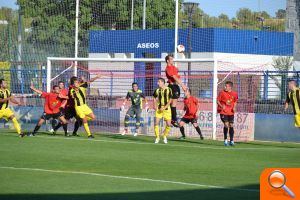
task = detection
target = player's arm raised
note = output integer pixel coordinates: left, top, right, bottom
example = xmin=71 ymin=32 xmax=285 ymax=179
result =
xmin=30 ymin=82 xmax=43 ymax=95
xmin=85 ymin=73 xmax=102 ymax=84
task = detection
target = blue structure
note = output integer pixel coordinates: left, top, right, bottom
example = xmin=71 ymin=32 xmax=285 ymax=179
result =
xmin=89 ymin=28 xmax=294 ymax=91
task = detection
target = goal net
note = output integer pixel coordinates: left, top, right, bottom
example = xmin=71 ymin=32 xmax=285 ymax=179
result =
xmin=45 ymin=56 xmax=282 ymax=141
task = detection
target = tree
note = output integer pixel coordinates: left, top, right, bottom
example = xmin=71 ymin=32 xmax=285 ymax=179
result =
xmin=276 ymin=9 xmax=286 ymax=19
xmin=270 ymin=57 xmax=293 ymax=96
xmin=218 ymin=14 xmax=229 ymax=22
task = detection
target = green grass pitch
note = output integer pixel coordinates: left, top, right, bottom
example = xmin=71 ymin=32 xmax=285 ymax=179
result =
xmin=0 ymin=130 xmax=299 ymax=200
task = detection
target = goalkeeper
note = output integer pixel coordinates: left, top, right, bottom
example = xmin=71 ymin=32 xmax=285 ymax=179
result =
xmin=121 ymin=82 xmax=148 ymax=136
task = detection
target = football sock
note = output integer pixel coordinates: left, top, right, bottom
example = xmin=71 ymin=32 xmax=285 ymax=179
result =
xmin=33 ymin=125 xmax=41 ymax=134
xmin=223 ymin=127 xmax=228 ymax=140
xmin=83 ymin=123 xmax=91 ymax=136
xmin=12 ymin=117 xmax=21 ymax=134
xmin=229 ymin=127 xmax=234 ymax=141
xmin=62 ymin=124 xmax=68 ymax=135
xmin=195 ymin=126 xmax=203 ymax=137
xmin=163 ymin=126 xmax=171 ymax=137
xmin=171 ymin=106 xmax=177 ymax=122
xmin=179 ymin=126 xmax=185 ymax=137
xmin=154 ymin=125 xmax=159 ymax=138
xmin=54 ymin=123 xmax=62 ymax=131
xmin=73 ymin=121 xmax=81 ymax=134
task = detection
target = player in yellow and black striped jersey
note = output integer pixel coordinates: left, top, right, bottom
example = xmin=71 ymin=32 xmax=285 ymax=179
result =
xmin=153 ymin=78 xmax=173 ymax=144
xmin=0 ymin=79 xmax=24 ymax=137
xmin=285 ymin=80 xmax=300 ymax=128
xmin=69 ymin=74 xmax=101 ymax=138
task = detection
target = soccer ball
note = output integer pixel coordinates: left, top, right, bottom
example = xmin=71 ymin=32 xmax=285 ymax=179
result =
xmin=177 ymin=44 xmax=185 ymax=53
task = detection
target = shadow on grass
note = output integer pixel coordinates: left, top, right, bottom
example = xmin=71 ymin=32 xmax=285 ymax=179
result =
xmin=0 ymin=184 xmax=259 ymax=200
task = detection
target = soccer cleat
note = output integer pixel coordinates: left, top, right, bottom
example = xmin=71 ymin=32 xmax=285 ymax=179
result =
xmin=230 ymin=141 xmax=235 ymax=146
xmin=28 ymin=133 xmax=35 ymax=137
xmin=200 ymin=135 xmax=204 ymax=140
xmin=19 ymin=133 xmax=25 ymax=138
xmin=65 ymin=133 xmax=71 ymax=137
xmin=48 ymin=128 xmax=54 ymax=133
xmin=88 ymin=135 xmax=95 ymax=139
xmin=133 ymin=132 xmax=138 ymax=137
xmin=121 ymin=129 xmax=128 ymax=136
xmin=72 ymin=133 xmax=80 ymax=137
xmin=155 ymin=137 xmax=160 ymax=144
xmin=163 ymin=136 xmax=168 ymax=144
xmin=171 ymin=121 xmax=179 ymax=127
xmin=224 ymin=140 xmax=228 ymax=146
xmin=178 ymin=136 xmax=186 ymax=140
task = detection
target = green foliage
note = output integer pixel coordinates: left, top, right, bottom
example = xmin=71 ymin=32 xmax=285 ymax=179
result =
xmin=0 ymin=1 xmax=288 ymax=61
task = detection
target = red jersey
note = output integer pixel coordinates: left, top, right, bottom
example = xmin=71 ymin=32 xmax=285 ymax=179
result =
xmin=165 ymin=65 xmax=180 ymax=84
xmin=217 ymin=90 xmax=238 ymax=115
xmin=60 ymin=88 xmax=69 ymax=108
xmin=183 ymin=96 xmax=199 ymax=119
xmin=41 ymin=92 xmax=63 ymax=114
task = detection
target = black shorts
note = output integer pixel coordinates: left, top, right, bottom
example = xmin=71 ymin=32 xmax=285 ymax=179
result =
xmin=63 ymin=107 xmax=77 ymax=120
xmin=220 ymin=114 xmax=234 ymax=123
xmin=180 ymin=117 xmax=198 ymax=124
xmin=41 ymin=112 xmax=63 ymax=121
xmin=168 ymin=84 xmax=180 ymax=99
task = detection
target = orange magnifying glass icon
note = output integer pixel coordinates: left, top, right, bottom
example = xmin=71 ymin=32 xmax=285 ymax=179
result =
xmin=268 ymin=170 xmax=296 ymax=198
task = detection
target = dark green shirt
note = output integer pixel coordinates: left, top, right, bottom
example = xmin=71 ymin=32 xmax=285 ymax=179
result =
xmin=126 ymin=89 xmax=145 ymax=107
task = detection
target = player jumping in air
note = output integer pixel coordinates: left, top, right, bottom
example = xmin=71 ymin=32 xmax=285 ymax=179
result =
xmin=217 ymin=81 xmax=238 ymax=146
xmin=285 ymin=80 xmax=300 ymax=128
xmin=178 ymin=88 xmax=204 ymax=140
xmin=121 ymin=82 xmax=148 ymax=136
xmin=53 ymin=79 xmax=82 ymax=136
xmin=69 ymin=74 xmax=101 ymax=138
xmin=0 ymin=79 xmax=24 ymax=137
xmin=165 ymin=54 xmax=187 ymax=127
xmin=30 ymin=84 xmax=68 ymax=136
xmin=153 ymin=78 xmax=173 ymax=144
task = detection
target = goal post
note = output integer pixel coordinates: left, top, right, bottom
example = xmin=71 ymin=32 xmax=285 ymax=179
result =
xmin=46 ymin=56 xmax=218 ymax=139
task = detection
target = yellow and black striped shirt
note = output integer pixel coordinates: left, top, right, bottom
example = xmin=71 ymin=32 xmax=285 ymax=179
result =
xmin=153 ymin=87 xmax=173 ymax=110
xmin=0 ymin=89 xmax=11 ymax=110
xmin=70 ymin=82 xmax=88 ymax=107
xmin=286 ymin=88 xmax=300 ymax=114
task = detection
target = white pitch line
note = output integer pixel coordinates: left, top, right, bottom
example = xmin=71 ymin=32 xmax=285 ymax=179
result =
xmin=0 ymin=133 xmax=298 ymax=151
xmin=0 ymin=166 xmax=259 ymax=193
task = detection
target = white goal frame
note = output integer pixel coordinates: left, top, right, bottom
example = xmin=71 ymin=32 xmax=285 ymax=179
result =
xmin=47 ymin=57 xmax=218 ymax=140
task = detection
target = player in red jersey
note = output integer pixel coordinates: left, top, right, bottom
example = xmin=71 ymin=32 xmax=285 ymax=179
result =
xmin=178 ymin=88 xmax=204 ymax=140
xmin=165 ymin=54 xmax=187 ymax=127
xmin=29 ymin=84 xmax=68 ymax=136
xmin=217 ymin=81 xmax=238 ymax=146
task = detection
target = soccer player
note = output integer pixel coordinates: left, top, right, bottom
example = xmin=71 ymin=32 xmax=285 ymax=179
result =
xmin=30 ymin=84 xmax=68 ymax=136
xmin=165 ymin=54 xmax=187 ymax=127
xmin=217 ymin=81 xmax=238 ymax=146
xmin=285 ymin=80 xmax=300 ymax=128
xmin=69 ymin=74 xmax=101 ymax=138
xmin=121 ymin=82 xmax=148 ymax=136
xmin=153 ymin=78 xmax=173 ymax=144
xmin=51 ymin=81 xmax=69 ymax=134
xmin=178 ymin=88 xmax=204 ymax=140
xmin=0 ymin=79 xmax=24 ymax=137
xmin=52 ymin=79 xmax=82 ymax=136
